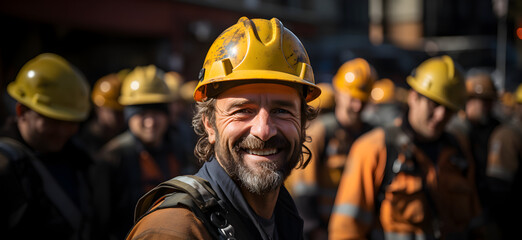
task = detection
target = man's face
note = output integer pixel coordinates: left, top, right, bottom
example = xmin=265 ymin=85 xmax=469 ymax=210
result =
xmin=17 ymin=105 xmax=79 ymax=153
xmin=128 ymin=110 xmax=169 ymax=147
xmin=465 ymin=97 xmax=493 ymax=124
xmin=408 ymin=91 xmax=455 ymax=141
xmin=96 ymin=106 xmax=124 ymax=131
xmin=335 ymin=90 xmax=364 ymax=127
xmin=204 ymin=83 xmax=303 ymax=195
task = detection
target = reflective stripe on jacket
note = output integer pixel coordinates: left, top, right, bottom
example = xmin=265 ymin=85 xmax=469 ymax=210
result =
xmin=329 ymin=125 xmax=481 ymax=240
xmin=286 ymin=112 xmax=372 ymax=231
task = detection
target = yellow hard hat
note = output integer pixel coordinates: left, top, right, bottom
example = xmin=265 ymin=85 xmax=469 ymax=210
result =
xmin=7 ymin=53 xmax=90 ymax=122
xmin=516 ymin=84 xmax=522 ymax=104
xmin=407 ymin=55 xmax=465 ymax=111
xmin=194 ymin=16 xmax=321 ymax=102
xmin=371 ymin=78 xmax=395 ymax=104
xmin=309 ymin=82 xmax=335 ymax=110
xmin=91 ymin=69 xmax=129 ymax=111
xmin=180 ymin=80 xmax=198 ymax=103
xmin=164 ymin=71 xmax=184 ymax=99
xmin=332 ymin=58 xmax=377 ymax=102
xmin=119 ymin=65 xmax=175 ymax=106
xmin=465 ymin=72 xmax=497 ymax=100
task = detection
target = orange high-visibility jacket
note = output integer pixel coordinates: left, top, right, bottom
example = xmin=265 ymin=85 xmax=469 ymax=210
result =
xmin=285 ymin=113 xmax=372 ymax=230
xmin=329 ymin=126 xmax=481 ymax=240
xmin=487 ymin=120 xmax=522 ymax=184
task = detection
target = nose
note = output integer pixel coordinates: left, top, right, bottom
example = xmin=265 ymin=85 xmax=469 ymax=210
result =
xmin=250 ymin=108 xmax=277 ymax=141
xmin=143 ymin=114 xmax=156 ymax=128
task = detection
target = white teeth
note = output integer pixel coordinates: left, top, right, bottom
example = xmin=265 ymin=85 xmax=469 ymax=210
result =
xmin=245 ymin=148 xmax=277 ymax=156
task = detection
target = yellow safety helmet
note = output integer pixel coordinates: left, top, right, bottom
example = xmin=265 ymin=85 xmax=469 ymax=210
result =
xmin=193 ymin=16 xmax=321 ymax=102
xmin=7 ymin=53 xmax=90 ymax=122
xmin=465 ymin=72 xmax=497 ymax=100
xmin=164 ymin=71 xmax=184 ymax=99
xmin=332 ymin=58 xmax=377 ymax=102
xmin=516 ymin=84 xmax=522 ymax=104
xmin=91 ymin=69 xmax=129 ymax=111
xmin=371 ymin=78 xmax=395 ymax=104
xmin=407 ymin=55 xmax=465 ymax=111
xmin=309 ymin=82 xmax=335 ymax=110
xmin=119 ymin=65 xmax=175 ymax=106
xmin=180 ymin=80 xmax=198 ymax=103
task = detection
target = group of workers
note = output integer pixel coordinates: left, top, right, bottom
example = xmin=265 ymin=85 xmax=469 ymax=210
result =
xmin=0 ymin=16 xmax=520 ymax=240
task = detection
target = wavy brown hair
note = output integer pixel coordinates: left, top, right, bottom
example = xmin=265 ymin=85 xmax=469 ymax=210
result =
xmin=192 ymin=95 xmax=318 ymax=169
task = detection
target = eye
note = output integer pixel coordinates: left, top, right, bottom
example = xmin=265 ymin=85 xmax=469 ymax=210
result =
xmin=233 ymin=108 xmax=254 ymax=115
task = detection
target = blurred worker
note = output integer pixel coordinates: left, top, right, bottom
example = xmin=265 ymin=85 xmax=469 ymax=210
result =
xmin=494 ymin=91 xmax=515 ymax=122
xmin=165 ymin=71 xmax=198 ymax=126
xmin=287 ymin=58 xmax=376 ymax=240
xmin=127 ymin=16 xmax=320 ymax=239
xmin=164 ymin=71 xmax=198 ymax=169
xmin=164 ymin=71 xmax=184 ymax=125
xmin=486 ymin=83 xmax=522 ymax=240
xmin=308 ymin=82 xmax=335 ymax=115
xmin=77 ymin=70 xmax=128 ymax=158
xmin=0 ymin=53 xmax=98 ymax=239
xmin=446 ymin=69 xmax=500 ymax=208
xmin=99 ymin=65 xmax=196 ymax=239
xmin=362 ymin=78 xmax=405 ymax=128
xmin=330 ymin=55 xmax=482 ymax=239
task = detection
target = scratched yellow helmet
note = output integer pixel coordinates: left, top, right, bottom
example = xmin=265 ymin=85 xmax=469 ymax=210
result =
xmin=332 ymin=58 xmax=377 ymax=102
xmin=194 ymin=16 xmax=321 ymax=102
xmin=407 ymin=55 xmax=465 ymax=111
xmin=7 ymin=53 xmax=90 ymax=122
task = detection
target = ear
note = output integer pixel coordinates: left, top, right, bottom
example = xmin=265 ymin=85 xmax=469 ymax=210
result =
xmin=407 ymin=90 xmax=418 ymax=106
xmin=15 ymin=103 xmax=28 ymax=118
xmin=203 ymin=115 xmax=216 ymax=144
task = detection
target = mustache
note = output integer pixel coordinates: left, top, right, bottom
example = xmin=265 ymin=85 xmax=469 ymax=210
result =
xmin=235 ymin=134 xmax=289 ymax=150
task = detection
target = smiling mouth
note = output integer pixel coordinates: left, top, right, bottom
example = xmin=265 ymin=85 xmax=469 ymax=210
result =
xmin=244 ymin=148 xmax=278 ymax=156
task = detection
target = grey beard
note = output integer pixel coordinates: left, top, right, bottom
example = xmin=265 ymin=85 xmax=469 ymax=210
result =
xmin=237 ymin=160 xmax=284 ymax=195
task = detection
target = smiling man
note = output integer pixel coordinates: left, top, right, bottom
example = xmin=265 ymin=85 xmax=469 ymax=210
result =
xmin=329 ymin=55 xmax=483 ymax=239
xmin=126 ymin=16 xmax=320 ymax=240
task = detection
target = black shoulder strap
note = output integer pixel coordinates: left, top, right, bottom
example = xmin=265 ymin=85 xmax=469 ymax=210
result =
xmin=374 ymin=126 xmax=403 ymax=215
xmin=319 ymin=113 xmax=342 ymax=163
xmin=0 ymin=137 xmax=83 ymax=232
xmin=134 ymin=175 xmax=237 ymax=240
xmin=374 ymin=129 xmax=442 ymax=239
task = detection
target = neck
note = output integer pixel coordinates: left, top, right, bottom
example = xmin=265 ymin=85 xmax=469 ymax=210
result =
xmin=241 ymin=186 xmax=280 ymax=219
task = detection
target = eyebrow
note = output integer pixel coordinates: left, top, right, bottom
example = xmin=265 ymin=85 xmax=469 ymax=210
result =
xmin=227 ymin=98 xmax=298 ymax=109
xmin=272 ymin=99 xmax=299 ymax=108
